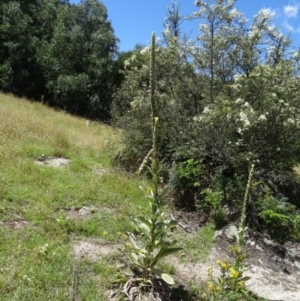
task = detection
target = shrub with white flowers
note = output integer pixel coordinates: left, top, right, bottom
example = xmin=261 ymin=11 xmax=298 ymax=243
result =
xmin=113 ymin=0 xmax=300 ymax=241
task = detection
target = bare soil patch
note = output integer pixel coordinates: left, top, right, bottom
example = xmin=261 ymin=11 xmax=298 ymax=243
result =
xmin=65 ymin=206 xmax=115 ymax=219
xmin=171 ymin=210 xmax=208 ymax=233
xmin=34 ymin=156 xmax=70 ymax=167
xmin=0 ymin=219 xmax=29 ymax=229
xmin=92 ymin=166 xmax=111 ymax=176
xmin=70 ymin=221 xmax=300 ymax=301
xmin=211 ymin=225 xmax=300 ymax=301
xmin=72 ymin=240 xmax=121 ymax=262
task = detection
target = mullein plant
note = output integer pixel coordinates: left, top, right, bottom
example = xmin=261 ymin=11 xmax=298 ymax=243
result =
xmin=204 ymin=165 xmax=255 ymax=300
xmin=123 ymin=33 xmax=181 ymax=299
xmin=238 ymin=164 xmax=255 ymax=246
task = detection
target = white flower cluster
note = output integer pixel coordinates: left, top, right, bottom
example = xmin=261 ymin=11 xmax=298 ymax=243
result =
xmin=235 ymin=97 xmax=243 ymax=104
xmin=140 ymin=47 xmax=149 ymax=55
xmin=258 ymin=114 xmax=267 ymax=121
xmin=248 ymin=27 xmax=261 ymax=40
xmin=203 ymin=106 xmax=212 ymax=114
xmin=233 ymin=75 xmax=241 ymax=82
xmin=124 ymin=53 xmax=140 ymax=69
xmin=239 ymin=111 xmax=250 ymax=127
xmin=193 ymin=115 xmax=203 ymax=122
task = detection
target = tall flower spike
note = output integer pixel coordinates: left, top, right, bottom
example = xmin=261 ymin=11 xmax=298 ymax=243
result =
xmin=150 ymin=32 xmax=157 ymax=126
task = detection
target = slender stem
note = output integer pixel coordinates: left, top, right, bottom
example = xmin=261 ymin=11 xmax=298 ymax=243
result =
xmin=149 ymin=32 xmax=160 ymax=213
xmin=238 ymin=164 xmax=255 ymax=246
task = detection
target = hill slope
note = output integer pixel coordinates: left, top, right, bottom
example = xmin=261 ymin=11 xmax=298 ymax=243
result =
xmin=0 ymin=93 xmax=151 ymax=300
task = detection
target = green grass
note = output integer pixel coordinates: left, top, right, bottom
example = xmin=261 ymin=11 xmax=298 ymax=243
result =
xmin=0 ymin=93 xmax=215 ymax=300
xmin=176 ymin=223 xmax=215 ymax=263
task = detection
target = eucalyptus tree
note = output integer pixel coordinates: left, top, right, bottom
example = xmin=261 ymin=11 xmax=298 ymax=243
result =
xmin=38 ymin=0 xmax=118 ymax=119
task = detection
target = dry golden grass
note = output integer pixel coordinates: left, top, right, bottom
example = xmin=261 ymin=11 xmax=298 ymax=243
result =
xmin=0 ymin=92 xmax=120 ymax=160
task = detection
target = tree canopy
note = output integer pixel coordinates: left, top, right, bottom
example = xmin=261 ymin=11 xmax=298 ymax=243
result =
xmin=0 ymin=0 xmax=118 ymax=119
xmin=112 ymin=0 xmax=300 ymax=242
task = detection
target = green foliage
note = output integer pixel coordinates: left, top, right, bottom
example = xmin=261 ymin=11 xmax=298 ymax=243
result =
xmin=169 ymin=159 xmax=206 ymax=209
xmin=202 ymin=188 xmax=228 ymax=228
xmin=113 ymin=0 xmax=300 ymax=241
xmin=39 ymin=0 xmax=118 ymax=119
xmin=111 ymin=45 xmax=147 ymax=90
xmin=174 ymin=159 xmax=205 ymax=189
xmin=203 ymin=246 xmax=253 ymax=301
xmin=249 ymin=188 xmax=299 ymax=242
xmin=196 ymin=165 xmax=263 ymax=301
xmin=170 ymin=161 xmax=246 ymax=227
xmin=188 ymin=61 xmax=300 ymax=192
xmin=202 ymin=188 xmax=223 ymax=211
xmin=0 ymin=0 xmax=118 ymax=120
xmin=0 ymin=0 xmax=47 ymax=98
xmin=125 ymin=193 xmax=181 ymax=284
xmin=112 ymin=36 xmax=203 ymax=169
xmin=123 ymin=33 xmax=181 ymax=289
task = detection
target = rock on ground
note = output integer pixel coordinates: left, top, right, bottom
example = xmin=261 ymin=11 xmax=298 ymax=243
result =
xmin=71 ymin=224 xmax=300 ymax=301
xmin=210 ymin=224 xmax=300 ymax=301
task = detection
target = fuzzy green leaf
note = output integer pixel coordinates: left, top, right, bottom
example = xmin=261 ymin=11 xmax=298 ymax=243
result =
xmin=240 ymin=276 xmax=251 ymax=282
xmin=150 ymin=247 xmax=182 ymax=267
xmin=161 ymin=273 xmax=175 ymax=285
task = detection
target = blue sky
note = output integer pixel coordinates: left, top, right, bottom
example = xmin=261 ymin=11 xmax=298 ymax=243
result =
xmin=69 ymin=0 xmax=300 ymax=51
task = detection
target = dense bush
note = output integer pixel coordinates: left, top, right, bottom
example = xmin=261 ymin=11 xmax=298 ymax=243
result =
xmin=112 ymin=38 xmax=204 ymax=169
xmin=113 ymin=0 xmax=300 ymax=241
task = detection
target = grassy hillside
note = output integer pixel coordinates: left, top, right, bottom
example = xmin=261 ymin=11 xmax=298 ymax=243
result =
xmin=0 ymin=93 xmax=146 ymax=300
xmin=0 ymin=93 xmax=214 ymax=300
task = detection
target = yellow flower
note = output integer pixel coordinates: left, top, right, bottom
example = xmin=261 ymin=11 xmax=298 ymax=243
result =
xmin=207 ymin=266 xmax=212 ymax=276
xmin=102 ymin=231 xmax=108 ymax=236
xmin=229 ymin=267 xmax=239 ymax=278
xmin=221 ymin=262 xmax=227 ymax=270
xmin=230 ymin=245 xmax=242 ymax=256
xmin=215 ymin=285 xmax=221 ymax=291
xmin=237 ymin=281 xmax=245 ymax=288
xmin=216 ymin=259 xmax=221 ymax=265
xmin=117 ymin=231 xmax=122 ymax=236
xmin=207 ymin=282 xmax=214 ymax=291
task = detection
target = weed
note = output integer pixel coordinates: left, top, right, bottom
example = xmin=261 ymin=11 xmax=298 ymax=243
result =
xmin=198 ymin=165 xmax=264 ymax=301
xmin=122 ymin=33 xmax=182 ymax=300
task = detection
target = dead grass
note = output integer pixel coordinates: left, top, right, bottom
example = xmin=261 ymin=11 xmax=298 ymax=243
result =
xmin=0 ymin=93 xmax=120 ymax=161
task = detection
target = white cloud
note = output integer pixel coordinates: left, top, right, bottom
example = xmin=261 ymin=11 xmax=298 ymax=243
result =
xmin=283 ymin=20 xmax=300 ymax=33
xmin=283 ymin=20 xmax=294 ymax=31
xmin=283 ymin=3 xmax=299 ymax=18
